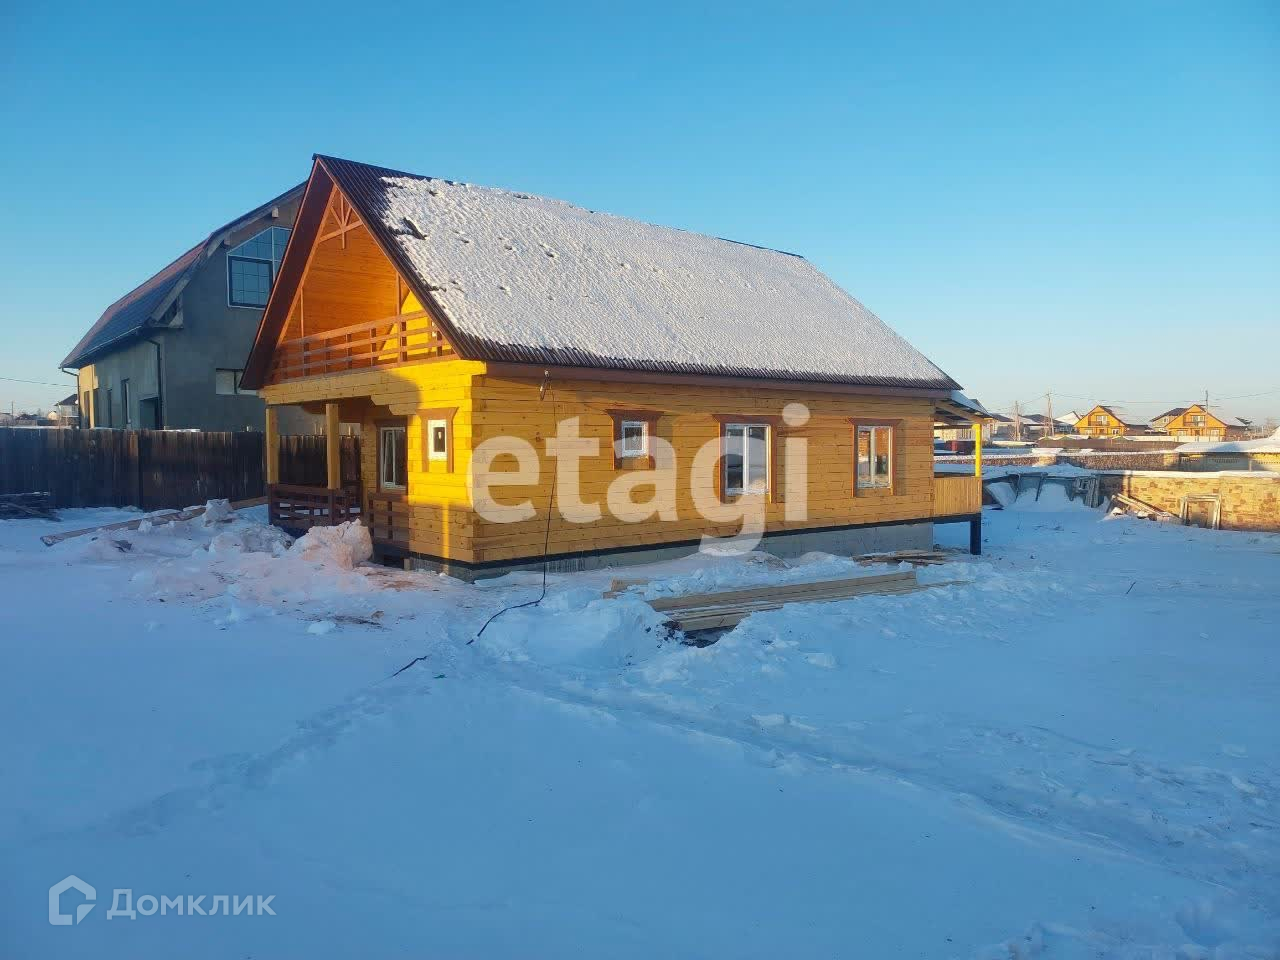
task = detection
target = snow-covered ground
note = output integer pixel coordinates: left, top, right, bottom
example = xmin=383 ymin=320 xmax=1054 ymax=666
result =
xmin=2 ymin=497 xmax=1278 ymax=958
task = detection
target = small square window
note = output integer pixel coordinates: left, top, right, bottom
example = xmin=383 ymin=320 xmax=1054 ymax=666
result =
xmin=427 ymin=419 xmax=448 ymax=461
xmin=620 ymin=420 xmax=648 ymax=458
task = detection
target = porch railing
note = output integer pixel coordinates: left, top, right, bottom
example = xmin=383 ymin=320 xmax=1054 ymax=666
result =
xmin=268 ymin=483 xmax=361 ymax=531
xmin=267 ymin=310 xmax=452 ymax=382
xmin=933 ymin=474 xmax=982 ymax=517
xmin=365 ymin=492 xmax=411 ymax=548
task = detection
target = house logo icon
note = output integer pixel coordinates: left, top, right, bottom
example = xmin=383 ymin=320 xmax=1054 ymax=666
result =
xmin=49 ymin=875 xmax=96 ymax=925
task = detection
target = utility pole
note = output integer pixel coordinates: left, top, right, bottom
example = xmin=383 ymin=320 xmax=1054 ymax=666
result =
xmin=1046 ymin=390 xmax=1054 ymax=438
xmin=1012 ymin=400 xmax=1022 ymax=442
xmin=1204 ymin=389 xmax=1209 ymax=411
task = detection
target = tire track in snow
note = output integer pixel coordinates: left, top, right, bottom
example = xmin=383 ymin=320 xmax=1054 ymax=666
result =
xmin=485 ymin=662 xmax=1280 ymax=907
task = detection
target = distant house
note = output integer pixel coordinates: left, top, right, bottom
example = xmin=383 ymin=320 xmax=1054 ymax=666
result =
xmin=1175 ymin=428 xmax=1280 ymax=472
xmin=935 ymin=396 xmax=994 ymax=443
xmin=1020 ymin=413 xmax=1058 ymax=438
xmin=1056 ymin=410 xmax=1083 ymax=431
xmin=986 ymin=411 xmax=1015 ymax=440
xmin=1159 ymin=404 xmax=1250 ymax=442
xmin=53 ymin=394 xmax=79 ymax=427
xmin=1149 ymin=407 xmax=1188 ymax=432
xmin=13 ymin=412 xmax=56 ymax=428
xmin=60 ymin=185 xmax=317 ymax=434
xmin=1074 ymin=404 xmax=1145 ymax=437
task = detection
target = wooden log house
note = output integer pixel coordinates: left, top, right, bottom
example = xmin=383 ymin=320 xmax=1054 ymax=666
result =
xmin=241 ymin=156 xmax=983 ymax=578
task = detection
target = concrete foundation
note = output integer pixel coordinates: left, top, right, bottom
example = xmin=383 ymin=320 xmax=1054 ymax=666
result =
xmin=397 ymin=520 xmax=934 ymax=582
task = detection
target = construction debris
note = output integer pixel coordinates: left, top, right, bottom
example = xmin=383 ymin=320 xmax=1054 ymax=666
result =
xmin=640 ymin=570 xmax=966 ymax=633
xmin=0 ymin=492 xmax=58 ymax=521
xmin=1108 ymin=492 xmax=1180 ymax=523
xmin=855 ymin=549 xmax=953 ymax=567
xmin=39 ymin=496 xmax=267 ymax=547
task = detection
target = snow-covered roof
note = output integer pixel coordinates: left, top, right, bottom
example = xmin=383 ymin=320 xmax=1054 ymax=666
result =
xmin=316 ymin=156 xmax=958 ymax=390
xmin=1082 ymin=405 xmax=1145 ymax=427
xmin=1176 ymin=428 xmax=1280 ymax=454
xmin=1150 ymin=406 xmax=1188 ymax=423
xmin=948 ymin=392 xmax=990 ymax=417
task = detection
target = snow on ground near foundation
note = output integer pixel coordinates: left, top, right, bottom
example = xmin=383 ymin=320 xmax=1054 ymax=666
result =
xmin=2 ymin=498 xmax=1279 ymax=958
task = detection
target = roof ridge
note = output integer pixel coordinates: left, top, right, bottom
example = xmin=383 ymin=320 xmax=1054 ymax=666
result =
xmin=61 ymin=181 xmax=306 ymax=368
xmin=318 ymin=154 xmax=808 ymax=261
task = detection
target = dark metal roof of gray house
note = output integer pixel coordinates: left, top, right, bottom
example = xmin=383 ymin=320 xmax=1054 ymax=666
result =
xmin=60 ymin=184 xmax=305 ymax=369
xmin=317 ymin=155 xmax=960 ymax=391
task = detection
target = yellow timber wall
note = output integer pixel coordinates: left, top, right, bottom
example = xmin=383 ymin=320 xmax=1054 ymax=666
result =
xmin=469 ymin=373 xmax=937 ymax=565
xmin=262 ymin=359 xmax=484 ymax=563
xmin=264 ymin=365 xmax=943 ymax=567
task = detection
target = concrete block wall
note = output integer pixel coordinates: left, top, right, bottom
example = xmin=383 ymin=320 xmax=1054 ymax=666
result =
xmin=1097 ymin=471 xmax=1280 ymax=532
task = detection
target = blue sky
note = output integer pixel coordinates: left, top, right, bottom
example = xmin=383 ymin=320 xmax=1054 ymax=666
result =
xmin=2 ymin=1 xmax=1276 ymax=423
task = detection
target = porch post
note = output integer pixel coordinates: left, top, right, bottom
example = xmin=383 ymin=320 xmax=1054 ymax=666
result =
xmin=264 ymin=405 xmax=280 ymax=486
xmin=973 ymin=422 xmax=983 ymax=478
xmin=325 ymin=402 xmax=341 ymax=490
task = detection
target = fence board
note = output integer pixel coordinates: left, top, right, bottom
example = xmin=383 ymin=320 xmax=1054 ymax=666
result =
xmin=0 ymin=428 xmax=360 ymax=511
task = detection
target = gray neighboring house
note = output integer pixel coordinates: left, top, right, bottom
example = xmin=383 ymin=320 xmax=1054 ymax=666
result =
xmin=61 ymin=185 xmax=319 ymax=434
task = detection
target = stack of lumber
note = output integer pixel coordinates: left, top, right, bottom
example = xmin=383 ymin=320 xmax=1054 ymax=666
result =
xmin=1108 ymin=492 xmax=1179 ymax=523
xmin=856 ymin=549 xmax=952 ymax=567
xmin=643 ymin=570 xmax=963 ymax=632
xmin=0 ymin=492 xmax=57 ymax=521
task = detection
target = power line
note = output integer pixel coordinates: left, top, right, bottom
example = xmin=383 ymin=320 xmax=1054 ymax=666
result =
xmin=1048 ymin=387 xmax=1280 ymax=405
xmin=0 ymin=375 xmax=67 ymax=388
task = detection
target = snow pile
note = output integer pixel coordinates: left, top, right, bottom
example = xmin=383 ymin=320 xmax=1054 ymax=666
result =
xmin=289 ymin=520 xmax=373 ymax=569
xmin=329 ymin=158 xmax=956 ymax=386
xmin=475 ymin=589 xmax=670 ymax=667
xmin=201 ymin=498 xmax=233 ymax=525
xmin=55 ymin=504 xmax=438 ymax=629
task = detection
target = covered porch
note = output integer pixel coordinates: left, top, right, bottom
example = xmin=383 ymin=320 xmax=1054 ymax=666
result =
xmin=265 ymin=401 xmax=366 ymax=535
xmin=932 ymin=394 xmax=986 ymax=554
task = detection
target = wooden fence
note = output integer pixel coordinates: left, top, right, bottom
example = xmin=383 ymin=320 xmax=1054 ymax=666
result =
xmin=0 ymin=428 xmax=360 ymax=511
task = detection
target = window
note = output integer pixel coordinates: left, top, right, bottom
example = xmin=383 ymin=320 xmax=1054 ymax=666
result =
xmin=419 ymin=407 xmax=457 ymax=471
xmin=105 ymin=388 xmax=113 ymax=428
xmin=1189 ymin=414 xmax=1205 ymax=426
xmin=608 ymin=409 xmax=661 ymax=469
xmin=378 ymin=424 xmax=407 ymax=491
xmin=1093 ymin=413 xmax=1108 ymax=425
xmin=82 ymin=392 xmax=90 ymax=427
xmin=121 ymin=379 xmax=132 ymax=429
xmin=855 ymin=423 xmax=893 ymax=491
xmin=215 ymin=369 xmax=256 ymax=396
xmin=427 ymin=419 xmax=448 ymax=461
xmin=227 ymin=226 xmax=291 ymax=308
xmin=620 ymin=421 xmax=648 ymax=457
xmin=723 ymin=423 xmax=770 ymax=496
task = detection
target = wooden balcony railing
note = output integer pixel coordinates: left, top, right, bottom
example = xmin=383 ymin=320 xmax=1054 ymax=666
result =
xmin=268 ymin=310 xmax=452 ymax=382
xmin=933 ymin=474 xmax=982 ymax=517
xmin=365 ymin=492 xmax=411 ymax=548
xmin=268 ymin=483 xmax=361 ymax=531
